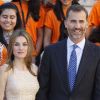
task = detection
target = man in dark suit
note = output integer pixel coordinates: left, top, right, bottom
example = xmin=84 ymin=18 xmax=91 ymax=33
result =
xmin=36 ymin=4 xmax=100 ymax=100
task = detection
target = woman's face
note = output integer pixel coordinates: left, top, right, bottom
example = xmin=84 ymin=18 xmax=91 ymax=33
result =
xmin=13 ymin=36 xmax=28 ymax=60
xmin=0 ymin=9 xmax=17 ymax=32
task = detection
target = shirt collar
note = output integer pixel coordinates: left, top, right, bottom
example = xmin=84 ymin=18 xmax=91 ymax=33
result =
xmin=67 ymin=37 xmax=85 ymax=50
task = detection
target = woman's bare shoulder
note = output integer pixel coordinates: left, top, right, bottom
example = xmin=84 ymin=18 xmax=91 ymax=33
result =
xmin=0 ymin=64 xmax=9 ymax=72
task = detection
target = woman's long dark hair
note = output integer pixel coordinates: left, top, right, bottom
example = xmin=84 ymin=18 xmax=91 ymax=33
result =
xmin=88 ymin=26 xmax=100 ymax=43
xmin=28 ymin=0 xmax=40 ymax=21
xmin=53 ymin=0 xmax=80 ymax=21
xmin=0 ymin=3 xmax=22 ymax=47
xmin=12 ymin=0 xmax=40 ymax=22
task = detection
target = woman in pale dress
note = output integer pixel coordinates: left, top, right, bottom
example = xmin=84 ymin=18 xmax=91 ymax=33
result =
xmin=0 ymin=29 xmax=39 ymax=100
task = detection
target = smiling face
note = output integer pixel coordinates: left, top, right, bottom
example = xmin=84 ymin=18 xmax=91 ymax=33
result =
xmin=13 ymin=36 xmax=28 ymax=60
xmin=64 ymin=10 xmax=87 ymax=43
xmin=0 ymin=9 xmax=17 ymax=32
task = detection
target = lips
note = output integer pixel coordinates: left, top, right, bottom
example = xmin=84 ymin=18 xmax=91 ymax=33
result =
xmin=73 ymin=29 xmax=81 ymax=32
xmin=4 ymin=23 xmax=12 ymax=27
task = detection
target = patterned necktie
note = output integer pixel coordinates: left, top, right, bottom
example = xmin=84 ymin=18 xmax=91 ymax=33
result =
xmin=68 ymin=44 xmax=78 ymax=91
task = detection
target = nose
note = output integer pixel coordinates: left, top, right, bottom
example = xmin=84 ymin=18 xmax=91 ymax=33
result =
xmin=75 ymin=22 xmax=81 ymax=29
xmin=19 ymin=45 xmax=23 ymax=50
xmin=5 ymin=17 xmax=11 ymax=22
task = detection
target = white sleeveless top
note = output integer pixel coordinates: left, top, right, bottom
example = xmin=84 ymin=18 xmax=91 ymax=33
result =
xmin=5 ymin=64 xmax=39 ymax=100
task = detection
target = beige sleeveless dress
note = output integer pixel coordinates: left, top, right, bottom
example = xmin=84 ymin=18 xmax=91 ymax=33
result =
xmin=5 ymin=64 xmax=39 ymax=100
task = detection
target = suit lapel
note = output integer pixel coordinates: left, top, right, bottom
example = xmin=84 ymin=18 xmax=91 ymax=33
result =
xmin=74 ymin=40 xmax=92 ymax=91
xmin=56 ymin=39 xmax=70 ymax=94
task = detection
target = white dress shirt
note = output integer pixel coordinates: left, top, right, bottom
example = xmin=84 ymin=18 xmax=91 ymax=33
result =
xmin=67 ymin=37 xmax=85 ymax=73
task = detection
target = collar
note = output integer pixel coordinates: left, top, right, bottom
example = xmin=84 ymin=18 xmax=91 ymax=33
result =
xmin=67 ymin=37 xmax=85 ymax=50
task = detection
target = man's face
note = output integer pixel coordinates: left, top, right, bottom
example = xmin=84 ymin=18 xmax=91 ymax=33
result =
xmin=64 ymin=10 xmax=87 ymax=42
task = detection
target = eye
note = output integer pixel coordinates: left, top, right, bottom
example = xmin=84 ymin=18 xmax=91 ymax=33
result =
xmin=2 ymin=15 xmax=8 ymax=19
xmin=23 ymin=43 xmax=28 ymax=46
xmin=79 ymin=20 xmax=84 ymax=24
xmin=10 ymin=15 xmax=16 ymax=19
xmin=71 ymin=20 xmax=76 ymax=23
xmin=14 ymin=42 xmax=19 ymax=46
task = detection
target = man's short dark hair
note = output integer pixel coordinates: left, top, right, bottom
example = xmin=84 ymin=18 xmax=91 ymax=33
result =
xmin=66 ymin=4 xmax=88 ymax=19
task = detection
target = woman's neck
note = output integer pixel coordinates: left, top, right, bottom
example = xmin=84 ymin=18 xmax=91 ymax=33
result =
xmin=13 ymin=59 xmax=27 ymax=71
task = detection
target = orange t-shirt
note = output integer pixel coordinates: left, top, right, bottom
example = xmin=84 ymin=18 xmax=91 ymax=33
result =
xmin=44 ymin=9 xmax=61 ymax=44
xmin=95 ymin=42 xmax=100 ymax=46
xmin=0 ymin=1 xmax=4 ymax=5
xmin=0 ymin=45 xmax=7 ymax=66
xmin=37 ymin=4 xmax=45 ymax=28
xmin=40 ymin=3 xmax=54 ymax=26
xmin=88 ymin=1 xmax=100 ymax=27
xmin=52 ymin=0 xmax=56 ymax=4
xmin=12 ymin=2 xmax=44 ymax=47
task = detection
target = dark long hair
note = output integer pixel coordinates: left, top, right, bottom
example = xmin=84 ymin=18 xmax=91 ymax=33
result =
xmin=88 ymin=26 xmax=100 ymax=43
xmin=28 ymin=0 xmax=40 ymax=21
xmin=12 ymin=0 xmax=40 ymax=21
xmin=0 ymin=2 xmax=22 ymax=47
xmin=53 ymin=0 xmax=80 ymax=21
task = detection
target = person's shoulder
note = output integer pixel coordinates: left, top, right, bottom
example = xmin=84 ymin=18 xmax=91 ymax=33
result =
xmin=92 ymin=1 xmax=100 ymax=7
xmin=0 ymin=1 xmax=4 ymax=5
xmin=0 ymin=64 xmax=8 ymax=71
xmin=86 ymin=40 xmax=100 ymax=54
xmin=31 ymin=63 xmax=38 ymax=75
xmin=44 ymin=39 xmax=67 ymax=55
xmin=47 ymin=9 xmax=54 ymax=13
xmin=46 ymin=39 xmax=66 ymax=49
xmin=46 ymin=9 xmax=55 ymax=16
xmin=0 ymin=64 xmax=9 ymax=75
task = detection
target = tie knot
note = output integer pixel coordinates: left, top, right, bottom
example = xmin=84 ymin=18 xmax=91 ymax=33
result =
xmin=73 ymin=44 xmax=78 ymax=50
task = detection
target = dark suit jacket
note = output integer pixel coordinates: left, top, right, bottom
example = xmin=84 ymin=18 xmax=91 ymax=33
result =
xmin=36 ymin=39 xmax=100 ymax=100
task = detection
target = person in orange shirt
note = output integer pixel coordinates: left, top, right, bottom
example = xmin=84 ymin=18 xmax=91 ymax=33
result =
xmin=0 ymin=43 xmax=7 ymax=66
xmin=87 ymin=1 xmax=100 ymax=38
xmin=0 ymin=3 xmax=22 ymax=66
xmin=12 ymin=0 xmax=43 ymax=57
xmin=0 ymin=1 xmax=4 ymax=5
xmin=44 ymin=0 xmax=80 ymax=48
xmin=40 ymin=0 xmax=56 ymax=28
xmin=12 ymin=0 xmax=44 ymax=65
